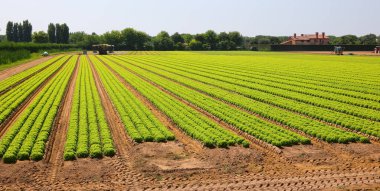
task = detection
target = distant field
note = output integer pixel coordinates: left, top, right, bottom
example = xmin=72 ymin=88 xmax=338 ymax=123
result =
xmin=0 ymin=51 xmax=379 ymax=190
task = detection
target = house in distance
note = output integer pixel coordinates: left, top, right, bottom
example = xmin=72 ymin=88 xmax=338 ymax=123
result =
xmin=281 ymin=32 xmax=329 ymax=45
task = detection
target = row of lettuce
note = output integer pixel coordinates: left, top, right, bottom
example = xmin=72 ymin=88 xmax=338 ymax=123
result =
xmin=0 ymin=56 xmax=77 ymax=163
xmin=118 ymin=55 xmax=380 ymax=139
xmin=63 ymin=57 xmax=115 ymax=160
xmin=0 ymin=56 xmax=70 ymax=125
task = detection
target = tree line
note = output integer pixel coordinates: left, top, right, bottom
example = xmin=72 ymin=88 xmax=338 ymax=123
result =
xmin=5 ymin=20 xmax=32 ymax=42
xmin=5 ymin=21 xmax=70 ymax=44
xmin=1 ymin=21 xmax=379 ymax=50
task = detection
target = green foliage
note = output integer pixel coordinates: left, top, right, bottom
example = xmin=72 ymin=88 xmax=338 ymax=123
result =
xmin=0 ymin=49 xmax=31 ymax=65
xmin=32 ymin=31 xmax=49 ymax=43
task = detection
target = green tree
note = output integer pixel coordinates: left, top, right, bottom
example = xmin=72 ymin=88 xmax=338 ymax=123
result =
xmin=55 ymin=24 xmax=62 ymax=43
xmin=6 ymin=21 xmax=14 ymax=41
xmin=359 ymin=34 xmax=377 ymax=45
xmin=103 ymin=30 xmax=122 ymax=46
xmin=153 ymin=31 xmax=174 ymax=50
xmin=69 ymin=31 xmax=86 ymax=44
xmin=48 ymin=23 xmax=56 ymax=43
xmin=121 ymin=28 xmax=139 ymax=50
xmin=340 ymin=35 xmax=359 ymax=45
xmin=189 ymin=39 xmax=203 ymax=50
xmin=181 ymin=33 xmax=193 ymax=44
xmin=171 ymin=32 xmax=184 ymax=44
xmin=17 ymin=24 xmax=23 ymax=42
xmin=61 ymin=23 xmax=70 ymax=44
xmin=32 ymin=31 xmax=49 ymax=43
xmin=22 ymin=20 xmax=32 ymax=42
xmin=204 ymin=30 xmax=218 ymax=50
xmin=228 ymin=31 xmax=243 ymax=47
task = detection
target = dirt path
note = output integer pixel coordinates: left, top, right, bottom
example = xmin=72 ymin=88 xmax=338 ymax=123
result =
xmin=0 ymin=56 xmax=54 ymax=81
xmin=0 ymin=56 xmax=71 ymax=139
xmin=44 ymin=56 xmax=80 ymax=184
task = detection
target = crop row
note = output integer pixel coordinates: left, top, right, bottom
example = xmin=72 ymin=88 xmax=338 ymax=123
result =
xmin=99 ymin=56 xmax=310 ymax=147
xmin=0 ymin=56 xmax=64 ymax=92
xmin=91 ymin=57 xmax=175 ymax=143
xmin=109 ymin=56 xmax=368 ymax=144
xmin=118 ymin=56 xmax=380 ymax=138
xmin=92 ymin=56 xmax=247 ymax=148
xmin=64 ymin=57 xmax=115 ymax=160
xmin=0 ymin=56 xmax=70 ymax=125
xmin=135 ymin=56 xmax=380 ymax=108
xmin=0 ymin=56 xmax=77 ymax=163
xmin=157 ymin=55 xmax=380 ymax=97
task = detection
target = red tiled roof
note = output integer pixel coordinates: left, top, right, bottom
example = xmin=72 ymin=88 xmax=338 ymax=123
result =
xmin=292 ymin=34 xmax=329 ymax=41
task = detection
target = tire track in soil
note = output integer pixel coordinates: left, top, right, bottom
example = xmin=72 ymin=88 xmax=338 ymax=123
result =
xmin=101 ymin=56 xmax=284 ymax=157
xmin=88 ymin=56 xmax=148 ymax=186
xmin=45 ymin=56 xmax=80 ymax=184
xmin=0 ymin=55 xmax=65 ymax=95
xmin=0 ymin=56 xmax=72 ymax=139
xmin=95 ymin=56 xmax=204 ymax=154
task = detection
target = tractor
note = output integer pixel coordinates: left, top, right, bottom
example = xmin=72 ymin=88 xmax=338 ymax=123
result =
xmin=92 ymin=44 xmax=115 ymax=55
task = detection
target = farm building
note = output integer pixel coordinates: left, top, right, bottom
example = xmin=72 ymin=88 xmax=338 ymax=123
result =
xmin=281 ymin=32 xmax=329 ymax=45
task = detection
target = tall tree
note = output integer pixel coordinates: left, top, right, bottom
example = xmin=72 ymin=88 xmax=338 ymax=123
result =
xmin=17 ymin=24 xmax=23 ymax=42
xmin=22 ymin=20 xmax=32 ymax=42
xmin=13 ymin=23 xmax=19 ymax=42
xmin=55 ymin=24 xmax=62 ymax=43
xmin=48 ymin=23 xmax=56 ymax=43
xmin=6 ymin=21 xmax=13 ymax=41
xmin=61 ymin=23 xmax=70 ymax=43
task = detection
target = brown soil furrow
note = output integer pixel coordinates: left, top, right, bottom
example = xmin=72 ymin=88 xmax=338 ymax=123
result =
xmin=94 ymin=56 xmax=204 ymax=154
xmin=0 ymin=56 xmax=72 ymax=139
xmin=0 ymin=56 xmax=53 ymax=80
xmin=100 ymin=56 xmax=283 ymax=156
xmin=87 ymin=56 xmax=133 ymax=157
xmin=0 ymin=56 xmax=64 ymax=95
xmin=45 ymin=56 xmax=80 ymax=184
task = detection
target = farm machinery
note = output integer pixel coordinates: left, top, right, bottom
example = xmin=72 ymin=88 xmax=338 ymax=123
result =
xmin=334 ymin=46 xmax=344 ymax=55
xmin=375 ymin=46 xmax=380 ymax=54
xmin=92 ymin=44 xmax=115 ymax=55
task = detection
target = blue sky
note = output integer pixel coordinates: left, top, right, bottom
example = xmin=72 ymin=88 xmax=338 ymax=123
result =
xmin=0 ymin=0 xmax=379 ymax=36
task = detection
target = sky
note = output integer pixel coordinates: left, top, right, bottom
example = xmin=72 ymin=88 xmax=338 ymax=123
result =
xmin=0 ymin=0 xmax=379 ymax=37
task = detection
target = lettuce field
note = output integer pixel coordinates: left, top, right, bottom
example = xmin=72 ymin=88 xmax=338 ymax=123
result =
xmin=0 ymin=51 xmax=379 ymax=190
